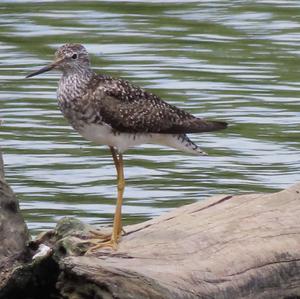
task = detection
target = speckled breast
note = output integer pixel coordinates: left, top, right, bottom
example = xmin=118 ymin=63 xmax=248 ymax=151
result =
xmin=57 ymin=73 xmax=103 ymax=131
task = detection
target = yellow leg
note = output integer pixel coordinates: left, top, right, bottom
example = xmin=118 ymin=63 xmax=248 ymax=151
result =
xmin=86 ymin=146 xmax=125 ymax=253
xmin=111 ymin=148 xmax=124 ymax=244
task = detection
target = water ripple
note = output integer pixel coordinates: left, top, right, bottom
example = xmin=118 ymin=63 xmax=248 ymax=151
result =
xmin=0 ymin=0 xmax=299 ymax=234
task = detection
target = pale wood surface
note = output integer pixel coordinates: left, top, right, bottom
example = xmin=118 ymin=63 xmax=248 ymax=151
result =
xmin=58 ymin=183 xmax=300 ymax=299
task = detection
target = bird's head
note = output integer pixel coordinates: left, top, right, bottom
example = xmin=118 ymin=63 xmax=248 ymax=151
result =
xmin=26 ymin=43 xmax=90 ymax=78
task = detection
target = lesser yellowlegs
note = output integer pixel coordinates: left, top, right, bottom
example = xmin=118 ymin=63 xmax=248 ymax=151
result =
xmin=26 ymin=43 xmax=227 ymax=250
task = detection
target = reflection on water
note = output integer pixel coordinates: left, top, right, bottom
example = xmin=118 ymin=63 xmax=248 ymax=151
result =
xmin=0 ymin=1 xmax=299 ymax=234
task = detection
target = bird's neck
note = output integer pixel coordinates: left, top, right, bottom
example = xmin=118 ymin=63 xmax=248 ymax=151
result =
xmin=58 ymin=68 xmax=94 ymax=101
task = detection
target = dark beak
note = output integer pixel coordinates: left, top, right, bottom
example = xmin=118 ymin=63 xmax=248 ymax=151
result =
xmin=25 ymin=59 xmax=62 ymax=78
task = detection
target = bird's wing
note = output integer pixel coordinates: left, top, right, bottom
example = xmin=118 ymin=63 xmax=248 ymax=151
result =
xmin=91 ymin=76 xmax=227 ymax=134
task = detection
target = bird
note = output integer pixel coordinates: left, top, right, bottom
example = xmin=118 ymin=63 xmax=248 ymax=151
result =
xmin=26 ymin=43 xmax=227 ymax=251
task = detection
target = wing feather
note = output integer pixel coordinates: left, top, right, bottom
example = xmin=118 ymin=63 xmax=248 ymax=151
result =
xmin=90 ymin=75 xmax=227 ymax=134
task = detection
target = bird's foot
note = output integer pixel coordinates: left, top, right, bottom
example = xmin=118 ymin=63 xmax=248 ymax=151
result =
xmin=81 ymin=228 xmax=123 ymax=254
xmin=88 ymin=229 xmax=112 ymax=241
xmin=85 ymin=238 xmax=118 ymax=253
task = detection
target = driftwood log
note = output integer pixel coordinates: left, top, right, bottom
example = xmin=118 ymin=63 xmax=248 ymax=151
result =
xmin=0 ymin=150 xmax=30 ymax=290
xmin=0 ymin=148 xmax=300 ymax=298
xmin=57 ymin=184 xmax=300 ymax=299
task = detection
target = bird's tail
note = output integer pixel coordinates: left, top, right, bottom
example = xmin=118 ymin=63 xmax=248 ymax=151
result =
xmin=161 ymin=118 xmax=227 ymax=134
xmin=153 ymin=133 xmax=207 ymax=155
xmin=183 ymin=119 xmax=228 ymax=133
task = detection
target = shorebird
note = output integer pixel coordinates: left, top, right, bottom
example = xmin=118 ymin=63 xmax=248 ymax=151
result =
xmin=26 ymin=43 xmax=227 ymax=250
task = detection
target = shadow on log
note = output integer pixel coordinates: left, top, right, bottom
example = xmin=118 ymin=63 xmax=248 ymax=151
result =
xmin=0 ymin=148 xmax=300 ymax=298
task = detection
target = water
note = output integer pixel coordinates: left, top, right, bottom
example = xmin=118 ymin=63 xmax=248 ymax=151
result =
xmin=1 ymin=1 xmax=299 ymax=235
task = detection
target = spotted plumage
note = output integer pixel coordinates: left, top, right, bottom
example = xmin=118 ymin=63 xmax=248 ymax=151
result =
xmin=26 ymin=43 xmax=228 ymax=250
xmin=34 ymin=43 xmax=227 ymax=154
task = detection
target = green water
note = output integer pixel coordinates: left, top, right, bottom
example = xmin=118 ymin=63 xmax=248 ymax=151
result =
xmin=1 ymin=1 xmax=299 ymax=234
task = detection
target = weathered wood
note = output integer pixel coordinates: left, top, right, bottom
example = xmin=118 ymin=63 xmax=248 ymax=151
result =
xmin=0 ymin=150 xmax=30 ymax=289
xmin=56 ymin=183 xmax=300 ymax=299
xmin=0 ymin=146 xmax=299 ymax=298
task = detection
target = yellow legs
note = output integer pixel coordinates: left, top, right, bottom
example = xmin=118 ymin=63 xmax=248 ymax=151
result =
xmin=110 ymin=146 xmax=125 ymax=244
xmin=87 ymin=146 xmax=125 ymax=252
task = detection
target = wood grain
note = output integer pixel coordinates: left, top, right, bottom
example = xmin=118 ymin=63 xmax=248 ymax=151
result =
xmin=57 ymin=183 xmax=300 ymax=298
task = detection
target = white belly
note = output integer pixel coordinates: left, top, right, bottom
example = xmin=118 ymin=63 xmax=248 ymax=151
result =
xmin=78 ymin=123 xmax=152 ymax=153
xmin=78 ymin=123 xmax=205 ymax=155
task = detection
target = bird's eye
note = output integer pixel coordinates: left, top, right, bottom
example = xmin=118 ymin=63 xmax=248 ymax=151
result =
xmin=71 ymin=53 xmax=78 ymax=59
